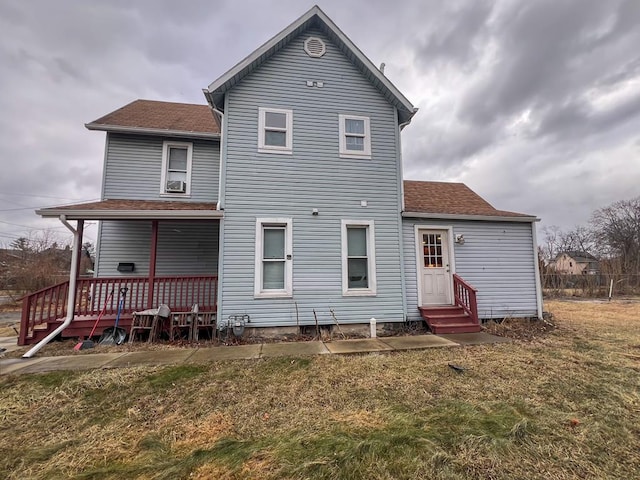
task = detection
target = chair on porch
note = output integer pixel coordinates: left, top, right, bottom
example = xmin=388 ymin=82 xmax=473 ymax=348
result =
xmin=193 ymin=308 xmax=217 ymax=341
xmin=168 ymin=304 xmax=197 ymax=342
xmin=129 ymin=304 xmax=170 ymax=343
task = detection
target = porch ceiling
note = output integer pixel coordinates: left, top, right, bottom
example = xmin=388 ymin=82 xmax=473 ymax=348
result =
xmin=36 ymin=199 xmax=223 ymax=220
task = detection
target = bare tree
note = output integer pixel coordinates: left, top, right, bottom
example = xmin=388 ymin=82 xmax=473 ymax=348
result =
xmin=590 ymin=196 xmax=640 ymax=274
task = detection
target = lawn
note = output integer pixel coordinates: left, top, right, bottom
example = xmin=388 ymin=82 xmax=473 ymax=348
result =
xmin=1 ymin=300 xmax=639 ymax=479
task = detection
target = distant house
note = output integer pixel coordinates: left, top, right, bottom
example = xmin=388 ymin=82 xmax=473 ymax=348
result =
xmin=552 ymin=251 xmax=600 ymax=275
xmin=20 ymin=6 xmax=543 ymax=346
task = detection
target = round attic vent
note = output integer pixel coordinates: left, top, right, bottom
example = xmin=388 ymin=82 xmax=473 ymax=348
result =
xmin=304 ymin=37 xmax=326 ymax=58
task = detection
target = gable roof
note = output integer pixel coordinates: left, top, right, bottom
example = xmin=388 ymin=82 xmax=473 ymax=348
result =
xmin=85 ymin=99 xmax=220 ymax=139
xmin=203 ymin=5 xmax=417 ymax=125
xmin=555 ymin=251 xmax=598 ymax=262
xmin=403 ymin=181 xmax=536 ymax=221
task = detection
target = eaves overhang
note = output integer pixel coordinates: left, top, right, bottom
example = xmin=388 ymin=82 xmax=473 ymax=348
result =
xmin=36 ymin=208 xmax=224 ymax=221
xmin=402 ymin=212 xmax=540 ymax=223
xmin=85 ymin=123 xmax=221 ymax=140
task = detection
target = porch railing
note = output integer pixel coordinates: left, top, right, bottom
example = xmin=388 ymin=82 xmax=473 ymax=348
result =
xmin=453 ymin=274 xmax=479 ymax=325
xmin=19 ymin=275 xmax=218 ymax=345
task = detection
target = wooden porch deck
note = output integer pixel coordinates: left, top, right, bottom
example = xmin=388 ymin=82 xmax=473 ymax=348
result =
xmin=19 ymin=275 xmax=218 ymax=345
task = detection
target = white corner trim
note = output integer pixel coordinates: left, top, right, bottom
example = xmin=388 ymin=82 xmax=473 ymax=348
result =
xmin=531 ymin=223 xmax=544 ymax=319
xmin=338 ymin=114 xmax=371 ymax=159
xmin=414 ymin=225 xmax=455 ymax=307
xmin=160 ymin=141 xmax=193 ymax=196
xmin=341 ymin=219 xmax=377 ymax=296
xmin=254 ymin=217 xmax=293 ymax=298
xmin=258 ymin=107 xmax=293 ymax=154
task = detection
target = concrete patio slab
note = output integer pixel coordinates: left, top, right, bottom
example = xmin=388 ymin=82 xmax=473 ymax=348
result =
xmin=7 ymin=353 xmax=125 ymax=374
xmin=324 ymin=338 xmax=393 ymax=354
xmin=436 ymin=332 xmax=512 ymax=345
xmin=379 ymin=334 xmax=459 ymax=350
xmin=261 ymin=341 xmax=330 ymax=357
xmin=0 ymin=357 xmax=48 ymax=375
xmin=187 ymin=344 xmax=262 ymax=363
xmin=104 ymin=349 xmax=196 ymax=368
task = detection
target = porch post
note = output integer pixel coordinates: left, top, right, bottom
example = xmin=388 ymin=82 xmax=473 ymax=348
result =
xmin=148 ymin=220 xmax=158 ymax=309
xmin=74 ymin=220 xmax=84 ymax=278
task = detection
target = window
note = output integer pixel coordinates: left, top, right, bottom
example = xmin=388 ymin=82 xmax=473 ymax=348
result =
xmin=255 ymin=218 xmax=293 ymax=297
xmin=160 ymin=141 xmax=192 ymax=196
xmin=341 ymin=220 xmax=376 ymax=295
xmin=258 ymin=107 xmax=293 ymax=154
xmin=339 ymin=114 xmax=371 ymax=159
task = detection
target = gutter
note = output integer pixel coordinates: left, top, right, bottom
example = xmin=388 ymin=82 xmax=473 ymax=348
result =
xmin=85 ymin=123 xmax=220 ymax=140
xmin=35 ymin=209 xmax=224 ymax=221
xmin=402 ymin=212 xmax=539 ymax=223
xmin=23 ymin=216 xmax=80 ymax=358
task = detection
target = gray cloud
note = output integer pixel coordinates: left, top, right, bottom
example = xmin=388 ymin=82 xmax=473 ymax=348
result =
xmin=0 ymin=0 xmax=639 ymax=245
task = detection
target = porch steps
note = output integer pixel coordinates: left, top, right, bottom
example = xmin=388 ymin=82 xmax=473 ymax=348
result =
xmin=28 ymin=315 xmax=135 ymax=344
xmin=419 ymin=306 xmax=481 ymax=334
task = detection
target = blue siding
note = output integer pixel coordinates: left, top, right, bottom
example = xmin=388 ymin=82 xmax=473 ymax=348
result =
xmin=219 ymin=28 xmax=405 ymax=326
xmin=403 ymin=218 xmax=539 ymax=320
xmin=103 ymin=134 xmax=220 ymax=202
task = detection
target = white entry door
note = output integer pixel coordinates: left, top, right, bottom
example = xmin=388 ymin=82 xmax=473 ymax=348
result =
xmin=419 ymin=229 xmax=452 ymax=305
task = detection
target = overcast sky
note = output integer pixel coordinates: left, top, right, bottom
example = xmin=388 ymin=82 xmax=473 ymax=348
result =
xmin=1 ymin=0 xmax=639 ymax=247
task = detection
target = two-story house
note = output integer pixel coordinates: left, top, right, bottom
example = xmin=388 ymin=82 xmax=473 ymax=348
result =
xmin=20 ymin=6 xmax=542 ymax=349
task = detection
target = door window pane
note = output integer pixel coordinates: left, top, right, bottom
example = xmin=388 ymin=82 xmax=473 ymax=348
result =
xmin=423 ymin=233 xmax=443 ymax=267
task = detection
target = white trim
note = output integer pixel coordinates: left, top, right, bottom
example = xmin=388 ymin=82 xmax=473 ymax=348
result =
xmin=36 ymin=209 xmax=223 ymax=220
xmin=341 ymin=219 xmax=377 ymax=296
xmin=160 ymin=141 xmax=193 ymax=197
xmin=85 ymin=123 xmax=220 ymax=140
xmin=403 ymin=212 xmax=538 ymax=223
xmin=414 ymin=225 xmax=455 ymax=307
xmin=258 ymin=107 xmax=293 ymax=154
xmin=339 ymin=114 xmax=371 ymax=159
xmin=254 ymin=217 xmax=293 ymax=298
xmin=531 ymin=224 xmax=544 ymax=319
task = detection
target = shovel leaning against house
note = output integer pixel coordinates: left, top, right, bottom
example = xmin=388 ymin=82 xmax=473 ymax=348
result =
xmin=99 ymin=287 xmax=128 ymax=346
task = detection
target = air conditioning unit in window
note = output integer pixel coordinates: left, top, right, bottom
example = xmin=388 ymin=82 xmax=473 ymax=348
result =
xmin=166 ymin=180 xmax=186 ymax=193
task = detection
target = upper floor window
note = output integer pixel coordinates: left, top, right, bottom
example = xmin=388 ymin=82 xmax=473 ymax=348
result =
xmin=339 ymin=114 xmax=371 ymax=159
xmin=258 ymin=107 xmax=293 ymax=154
xmin=161 ymin=141 xmax=192 ymax=196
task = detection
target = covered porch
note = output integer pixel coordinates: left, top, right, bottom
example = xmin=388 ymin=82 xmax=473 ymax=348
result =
xmin=19 ymin=199 xmax=222 ymax=346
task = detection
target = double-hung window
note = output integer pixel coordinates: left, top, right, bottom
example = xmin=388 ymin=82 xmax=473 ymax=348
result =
xmin=341 ymin=220 xmax=377 ymax=295
xmin=161 ymin=141 xmax=192 ymax=196
xmin=258 ymin=107 xmax=293 ymax=154
xmin=255 ymin=218 xmax=293 ymax=297
xmin=339 ymin=114 xmax=371 ymax=159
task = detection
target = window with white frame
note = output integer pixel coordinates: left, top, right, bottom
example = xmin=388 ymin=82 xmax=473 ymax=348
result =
xmin=341 ymin=220 xmax=376 ymax=295
xmin=339 ymin=114 xmax=371 ymax=159
xmin=258 ymin=107 xmax=293 ymax=154
xmin=255 ymin=218 xmax=293 ymax=297
xmin=160 ymin=141 xmax=193 ymax=195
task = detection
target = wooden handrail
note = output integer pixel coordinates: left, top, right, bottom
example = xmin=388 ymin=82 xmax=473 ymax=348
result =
xmin=453 ymin=274 xmax=479 ymax=325
xmin=18 ymin=275 xmax=218 ymax=345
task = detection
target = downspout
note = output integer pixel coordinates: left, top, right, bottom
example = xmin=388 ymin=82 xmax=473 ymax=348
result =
xmin=531 ymin=221 xmax=544 ymax=320
xmin=23 ymin=215 xmax=81 ymax=358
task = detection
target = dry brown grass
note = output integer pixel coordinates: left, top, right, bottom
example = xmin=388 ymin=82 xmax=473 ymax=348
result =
xmin=1 ymin=299 xmax=640 ymax=479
